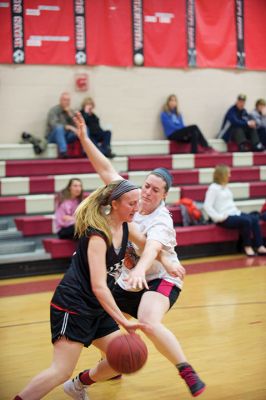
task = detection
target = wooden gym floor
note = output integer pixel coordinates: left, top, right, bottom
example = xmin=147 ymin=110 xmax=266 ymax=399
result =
xmin=0 ymin=254 xmax=266 ymax=400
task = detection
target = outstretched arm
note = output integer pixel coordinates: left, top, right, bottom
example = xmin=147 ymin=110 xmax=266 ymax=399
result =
xmin=73 ymin=111 xmax=122 ymax=185
xmin=159 ymin=250 xmax=186 ymax=280
xmin=128 ymin=223 xmax=185 ymax=286
xmin=124 ymin=239 xmax=162 ymax=290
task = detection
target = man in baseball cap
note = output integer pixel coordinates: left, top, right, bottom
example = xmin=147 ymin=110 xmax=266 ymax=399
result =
xmin=218 ymin=94 xmax=265 ymax=152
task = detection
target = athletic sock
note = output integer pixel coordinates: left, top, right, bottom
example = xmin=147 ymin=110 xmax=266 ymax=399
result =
xmin=79 ymin=369 xmax=96 ymax=385
xmin=176 ymin=362 xmax=189 ymax=371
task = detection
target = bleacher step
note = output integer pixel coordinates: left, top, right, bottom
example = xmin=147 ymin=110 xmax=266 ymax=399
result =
xmin=0 ymin=227 xmax=22 ymax=240
xmin=0 ymin=240 xmax=36 ymax=255
xmin=0 ymin=220 xmax=8 ymax=230
xmin=0 ymin=248 xmax=51 ymax=265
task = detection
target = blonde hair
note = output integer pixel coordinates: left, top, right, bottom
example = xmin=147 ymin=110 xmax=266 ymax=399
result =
xmin=81 ymin=96 xmax=95 ymax=110
xmin=163 ymin=94 xmax=179 ymax=114
xmin=74 ymin=180 xmax=124 ymax=244
xmin=213 ymin=165 xmax=230 ymax=185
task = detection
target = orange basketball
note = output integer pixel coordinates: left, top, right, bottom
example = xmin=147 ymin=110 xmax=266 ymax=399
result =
xmin=106 ymin=333 xmax=148 ymax=374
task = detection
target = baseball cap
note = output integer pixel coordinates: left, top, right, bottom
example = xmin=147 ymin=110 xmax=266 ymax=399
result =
xmin=237 ymin=94 xmax=247 ymax=101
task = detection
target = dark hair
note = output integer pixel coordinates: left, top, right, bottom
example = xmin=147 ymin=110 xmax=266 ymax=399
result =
xmin=56 ymin=178 xmax=84 ymax=205
xmin=150 ymin=167 xmax=173 ymax=193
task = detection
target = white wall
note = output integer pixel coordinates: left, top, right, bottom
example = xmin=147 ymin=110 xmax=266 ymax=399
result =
xmin=0 ymin=64 xmax=265 ymax=144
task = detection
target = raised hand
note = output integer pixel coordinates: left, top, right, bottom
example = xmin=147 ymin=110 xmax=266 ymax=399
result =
xmin=73 ymin=111 xmax=87 ymax=141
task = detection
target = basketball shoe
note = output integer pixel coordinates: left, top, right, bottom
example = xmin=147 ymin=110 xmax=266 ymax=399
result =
xmin=63 ymin=376 xmax=89 ymax=400
xmin=179 ymin=363 xmax=206 ymax=397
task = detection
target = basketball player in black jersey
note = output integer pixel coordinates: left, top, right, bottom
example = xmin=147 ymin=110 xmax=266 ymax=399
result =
xmin=13 ymin=180 xmax=150 ymax=400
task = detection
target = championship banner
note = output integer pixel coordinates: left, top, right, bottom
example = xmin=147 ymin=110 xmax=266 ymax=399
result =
xmin=0 ymin=0 xmax=12 ymax=63
xmin=24 ymin=0 xmax=75 ymax=65
xmin=143 ymin=0 xmax=186 ymax=68
xmin=235 ymin=0 xmax=245 ymax=68
xmin=244 ymin=0 xmax=266 ymax=70
xmin=11 ymin=0 xmax=25 ymax=63
xmin=186 ymin=0 xmax=196 ymax=67
xmin=85 ymin=0 xmax=132 ymax=66
xmin=196 ymin=0 xmax=236 ymax=69
xmin=132 ymin=0 xmax=144 ymax=66
xmin=74 ymin=0 xmax=86 ymax=65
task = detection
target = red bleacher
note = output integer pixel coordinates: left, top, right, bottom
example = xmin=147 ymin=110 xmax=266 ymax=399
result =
xmin=41 ymin=221 xmax=266 ymax=259
xmin=43 ymin=238 xmax=77 ymax=259
xmin=1 ymin=141 xmax=265 ymax=264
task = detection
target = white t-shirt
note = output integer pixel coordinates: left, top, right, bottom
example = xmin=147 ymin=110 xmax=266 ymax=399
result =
xmin=117 ymin=202 xmax=183 ymax=291
xmin=204 ymin=183 xmax=241 ymax=223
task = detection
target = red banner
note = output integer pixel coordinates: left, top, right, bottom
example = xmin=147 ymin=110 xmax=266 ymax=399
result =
xmin=245 ymin=0 xmax=266 ymax=71
xmin=24 ymin=0 xmax=75 ymax=65
xmin=0 ymin=0 xmax=266 ymax=70
xmin=196 ymin=0 xmax=236 ymax=69
xmin=143 ymin=0 xmax=186 ymax=68
xmin=0 ymin=0 xmax=12 ymax=63
xmin=85 ymin=0 xmax=132 ymax=66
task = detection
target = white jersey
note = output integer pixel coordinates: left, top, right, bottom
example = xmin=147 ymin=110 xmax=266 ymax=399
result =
xmin=116 ymin=202 xmax=183 ymax=291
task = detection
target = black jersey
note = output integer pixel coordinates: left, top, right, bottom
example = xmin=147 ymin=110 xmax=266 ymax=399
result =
xmin=51 ymin=223 xmax=128 ymax=316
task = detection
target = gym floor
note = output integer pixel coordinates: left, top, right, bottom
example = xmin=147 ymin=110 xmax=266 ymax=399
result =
xmin=1 ymin=254 xmax=266 ymax=400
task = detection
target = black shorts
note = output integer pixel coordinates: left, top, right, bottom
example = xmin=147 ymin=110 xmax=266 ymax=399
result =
xmin=113 ymin=278 xmax=181 ymax=319
xmin=50 ymin=305 xmax=119 ymax=348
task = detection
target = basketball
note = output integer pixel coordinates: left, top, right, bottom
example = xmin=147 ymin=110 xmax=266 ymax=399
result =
xmin=106 ymin=333 xmax=148 ymax=374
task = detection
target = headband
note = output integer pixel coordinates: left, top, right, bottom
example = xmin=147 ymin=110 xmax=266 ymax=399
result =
xmin=108 ymin=180 xmax=138 ymax=203
xmin=151 ymin=168 xmax=173 ymax=191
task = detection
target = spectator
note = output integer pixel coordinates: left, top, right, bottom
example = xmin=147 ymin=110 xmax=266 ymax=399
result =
xmin=46 ymin=92 xmax=85 ymax=158
xmin=250 ymin=98 xmax=266 ymax=147
xmin=80 ymin=97 xmax=116 ymax=158
xmin=218 ymin=94 xmax=265 ymax=152
xmin=204 ymin=165 xmax=266 ymax=256
xmin=55 ymin=178 xmax=84 ymax=239
xmin=160 ymin=94 xmax=215 ymax=154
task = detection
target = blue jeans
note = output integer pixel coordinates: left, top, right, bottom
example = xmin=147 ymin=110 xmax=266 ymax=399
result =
xmin=219 ymin=212 xmax=263 ymax=247
xmin=47 ymin=125 xmax=89 ymax=154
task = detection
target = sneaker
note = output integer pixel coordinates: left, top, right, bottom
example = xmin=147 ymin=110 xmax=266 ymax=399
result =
xmin=63 ymin=376 xmax=89 ymax=400
xmin=179 ymin=364 xmax=206 ymax=397
xmin=252 ymin=142 xmax=265 ymax=152
xmin=59 ymin=152 xmax=70 ymax=159
xmin=105 ymin=151 xmax=116 ymax=159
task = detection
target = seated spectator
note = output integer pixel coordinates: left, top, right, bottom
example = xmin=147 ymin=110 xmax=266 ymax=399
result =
xmin=55 ymin=178 xmax=84 ymax=239
xmin=80 ymin=97 xmax=115 ymax=158
xmin=204 ymin=165 xmax=266 ymax=256
xmin=250 ymin=98 xmax=266 ymax=147
xmin=46 ymin=92 xmax=87 ymax=158
xmin=160 ymin=94 xmax=215 ymax=154
xmin=218 ymin=94 xmax=265 ymax=152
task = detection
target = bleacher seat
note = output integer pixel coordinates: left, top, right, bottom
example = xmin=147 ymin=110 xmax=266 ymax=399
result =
xmin=42 ymin=221 xmax=266 ymax=259
xmin=0 ymin=141 xmax=265 ymax=276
